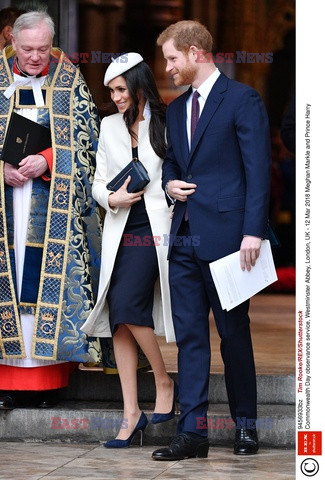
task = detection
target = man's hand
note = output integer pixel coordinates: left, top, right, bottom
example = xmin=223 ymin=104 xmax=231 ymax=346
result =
xmin=17 ymin=154 xmax=49 ymax=179
xmin=4 ymin=162 xmax=28 ymax=187
xmin=240 ymin=236 xmax=262 ymax=271
xmin=108 ymin=176 xmax=144 ymax=208
xmin=166 ymin=180 xmax=197 ymax=202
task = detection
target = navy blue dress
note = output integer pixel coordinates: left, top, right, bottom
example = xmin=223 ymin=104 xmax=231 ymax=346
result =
xmin=107 ymin=147 xmax=159 ymax=334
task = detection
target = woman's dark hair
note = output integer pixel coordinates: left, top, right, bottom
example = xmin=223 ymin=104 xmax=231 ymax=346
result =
xmin=109 ymin=61 xmax=167 ymax=159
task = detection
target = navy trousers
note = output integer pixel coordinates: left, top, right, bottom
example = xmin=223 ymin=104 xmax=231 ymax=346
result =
xmin=169 ymin=221 xmax=257 ymax=436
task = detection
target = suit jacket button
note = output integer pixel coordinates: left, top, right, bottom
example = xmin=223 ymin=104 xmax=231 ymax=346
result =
xmin=187 ymin=174 xmax=192 ymax=179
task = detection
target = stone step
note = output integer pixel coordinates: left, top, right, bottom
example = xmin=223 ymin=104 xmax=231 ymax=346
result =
xmin=0 ymin=402 xmax=295 ymax=448
xmin=64 ymin=369 xmax=295 ymax=405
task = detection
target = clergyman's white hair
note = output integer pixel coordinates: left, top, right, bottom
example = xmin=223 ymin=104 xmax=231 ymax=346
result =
xmin=12 ymin=10 xmax=55 ymax=40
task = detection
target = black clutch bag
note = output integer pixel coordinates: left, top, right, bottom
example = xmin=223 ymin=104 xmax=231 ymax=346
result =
xmin=106 ymin=157 xmax=150 ymax=193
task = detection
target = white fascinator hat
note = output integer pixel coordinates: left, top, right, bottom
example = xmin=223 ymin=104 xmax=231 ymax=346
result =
xmin=104 ymin=52 xmax=144 ymax=86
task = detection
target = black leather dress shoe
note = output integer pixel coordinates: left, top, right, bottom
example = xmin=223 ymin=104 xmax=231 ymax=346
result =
xmin=152 ymin=432 xmax=209 ymax=460
xmin=0 ymin=395 xmax=15 ymax=410
xmin=234 ymin=428 xmax=259 ymax=455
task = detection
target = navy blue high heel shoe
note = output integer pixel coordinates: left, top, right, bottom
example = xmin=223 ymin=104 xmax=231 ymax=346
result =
xmin=103 ymin=412 xmax=148 ymax=448
xmin=151 ymin=381 xmax=179 ymax=424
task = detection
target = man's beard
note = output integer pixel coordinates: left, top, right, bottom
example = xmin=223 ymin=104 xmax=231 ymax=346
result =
xmin=173 ymin=62 xmax=197 ymax=86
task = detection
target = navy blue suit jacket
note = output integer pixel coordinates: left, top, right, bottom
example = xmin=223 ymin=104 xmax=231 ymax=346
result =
xmin=162 ymin=72 xmax=272 ymax=261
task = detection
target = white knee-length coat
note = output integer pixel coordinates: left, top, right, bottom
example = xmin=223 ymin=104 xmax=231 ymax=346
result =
xmin=81 ymin=112 xmax=175 ymax=342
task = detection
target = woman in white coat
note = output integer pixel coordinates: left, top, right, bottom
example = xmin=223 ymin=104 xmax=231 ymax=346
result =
xmin=81 ymin=53 xmax=177 ymax=448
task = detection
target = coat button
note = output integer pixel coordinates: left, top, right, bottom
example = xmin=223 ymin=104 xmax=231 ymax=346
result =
xmin=187 ymin=174 xmax=192 ymax=179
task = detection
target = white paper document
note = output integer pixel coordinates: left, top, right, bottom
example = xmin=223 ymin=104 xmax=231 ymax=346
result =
xmin=209 ymin=240 xmax=278 ymax=311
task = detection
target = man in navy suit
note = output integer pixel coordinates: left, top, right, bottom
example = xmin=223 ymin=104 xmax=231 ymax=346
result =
xmin=152 ymin=20 xmax=271 ymax=460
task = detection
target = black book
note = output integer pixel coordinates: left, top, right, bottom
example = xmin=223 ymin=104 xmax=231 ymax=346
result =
xmin=0 ymin=112 xmax=51 ymax=167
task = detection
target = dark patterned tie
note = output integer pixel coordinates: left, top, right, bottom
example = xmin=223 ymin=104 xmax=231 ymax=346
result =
xmin=191 ymin=90 xmax=200 ymax=143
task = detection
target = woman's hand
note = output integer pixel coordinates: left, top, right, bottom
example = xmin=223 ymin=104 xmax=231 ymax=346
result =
xmin=108 ymin=176 xmax=144 ymax=208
